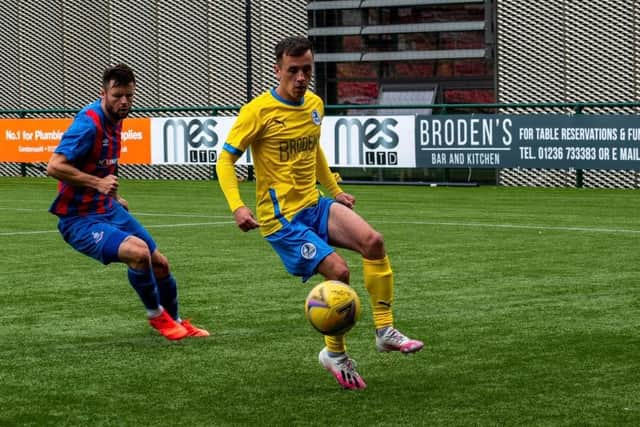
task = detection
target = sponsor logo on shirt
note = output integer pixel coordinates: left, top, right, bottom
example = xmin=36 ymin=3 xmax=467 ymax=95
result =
xmin=279 ymin=134 xmax=318 ymax=162
xmin=97 ymin=158 xmax=119 ymax=168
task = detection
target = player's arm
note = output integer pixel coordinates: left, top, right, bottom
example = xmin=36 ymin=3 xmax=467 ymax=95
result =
xmin=47 ymin=152 xmax=119 ymax=196
xmin=316 ymin=147 xmax=355 ymax=209
xmin=113 ymin=164 xmax=128 ymax=210
xmin=47 ymin=114 xmax=119 ymax=197
xmin=216 ymin=146 xmax=259 ymax=231
xmin=217 ymin=104 xmax=262 ymax=231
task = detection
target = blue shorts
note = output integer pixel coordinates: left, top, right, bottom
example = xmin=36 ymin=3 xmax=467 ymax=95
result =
xmin=57 ymin=204 xmax=156 ymax=265
xmin=265 ymin=197 xmax=335 ymax=282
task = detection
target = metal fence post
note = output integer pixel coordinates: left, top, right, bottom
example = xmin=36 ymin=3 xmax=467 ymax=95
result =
xmin=574 ymin=104 xmax=584 ymax=188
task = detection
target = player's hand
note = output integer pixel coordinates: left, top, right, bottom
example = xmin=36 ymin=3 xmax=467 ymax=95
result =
xmin=98 ymin=174 xmax=119 ymax=196
xmin=233 ymin=206 xmax=260 ymax=232
xmin=335 ymin=192 xmax=355 ymax=209
xmin=116 ymin=194 xmax=129 ymax=211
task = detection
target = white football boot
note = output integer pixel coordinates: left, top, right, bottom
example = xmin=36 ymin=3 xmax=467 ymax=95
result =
xmin=375 ymin=327 xmax=424 ymax=353
xmin=318 ymin=347 xmax=367 ymax=390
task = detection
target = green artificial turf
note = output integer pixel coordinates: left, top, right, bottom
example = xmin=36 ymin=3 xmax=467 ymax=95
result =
xmin=0 ymin=177 xmax=638 ymax=426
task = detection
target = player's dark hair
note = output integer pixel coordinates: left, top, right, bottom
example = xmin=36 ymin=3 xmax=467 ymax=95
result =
xmin=275 ymin=36 xmax=313 ymax=63
xmin=102 ymin=63 xmax=135 ymax=88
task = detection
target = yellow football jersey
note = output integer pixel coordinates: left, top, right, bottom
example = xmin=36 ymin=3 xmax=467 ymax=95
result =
xmin=221 ymin=89 xmax=341 ymax=236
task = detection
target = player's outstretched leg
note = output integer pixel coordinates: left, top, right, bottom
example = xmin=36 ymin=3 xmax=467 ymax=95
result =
xmin=376 ymin=327 xmax=424 ymax=354
xmin=318 ymin=347 xmax=367 ymax=390
xmin=362 ymin=256 xmax=424 ymax=354
xmin=155 ymin=272 xmax=209 ymax=338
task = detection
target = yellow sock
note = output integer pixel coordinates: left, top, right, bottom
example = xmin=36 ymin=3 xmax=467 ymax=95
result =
xmin=324 ymin=334 xmax=346 ymax=353
xmin=363 ymin=256 xmax=394 ymax=330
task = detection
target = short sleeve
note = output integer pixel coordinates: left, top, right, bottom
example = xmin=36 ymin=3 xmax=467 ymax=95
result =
xmin=225 ymin=104 xmax=262 ymax=153
xmin=54 ymin=114 xmax=97 ymax=162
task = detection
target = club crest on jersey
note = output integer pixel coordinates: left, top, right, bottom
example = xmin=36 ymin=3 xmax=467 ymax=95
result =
xmin=300 ymin=242 xmax=317 ymax=260
xmin=92 ymin=231 xmax=104 ymax=244
xmin=311 ymin=110 xmax=321 ymax=126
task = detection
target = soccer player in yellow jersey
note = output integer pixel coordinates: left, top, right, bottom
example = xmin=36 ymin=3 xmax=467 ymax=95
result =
xmin=216 ymin=36 xmax=423 ymax=390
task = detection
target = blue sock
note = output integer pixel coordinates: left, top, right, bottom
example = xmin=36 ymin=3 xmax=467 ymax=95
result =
xmin=127 ymin=267 xmax=160 ymax=312
xmin=157 ymin=274 xmax=179 ymax=320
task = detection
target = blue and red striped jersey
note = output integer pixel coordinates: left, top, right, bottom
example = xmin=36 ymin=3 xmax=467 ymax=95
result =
xmin=49 ymin=99 xmax=122 ymax=217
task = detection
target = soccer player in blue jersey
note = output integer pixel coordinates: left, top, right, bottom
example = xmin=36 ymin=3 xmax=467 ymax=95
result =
xmin=216 ymin=37 xmax=423 ymax=390
xmin=47 ymin=64 xmax=208 ymax=341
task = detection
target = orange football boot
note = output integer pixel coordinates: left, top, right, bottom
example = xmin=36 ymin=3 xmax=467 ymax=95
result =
xmin=149 ymin=310 xmax=189 ymax=340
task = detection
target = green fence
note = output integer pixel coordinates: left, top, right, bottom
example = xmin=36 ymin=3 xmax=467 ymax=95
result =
xmin=2 ymin=100 xmax=639 ymax=117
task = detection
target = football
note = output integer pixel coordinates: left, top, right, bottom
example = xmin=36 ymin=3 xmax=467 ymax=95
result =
xmin=304 ymin=280 xmax=361 ymax=336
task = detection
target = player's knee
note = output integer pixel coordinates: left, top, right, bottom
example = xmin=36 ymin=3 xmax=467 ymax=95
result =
xmin=318 ymin=253 xmax=350 ymax=283
xmin=335 ymin=268 xmax=350 ymax=284
xmin=362 ymin=230 xmax=385 ymax=259
xmin=330 ymin=262 xmax=350 ymax=284
xmin=152 ymin=252 xmax=170 ymax=278
xmin=122 ymin=237 xmax=152 ymax=269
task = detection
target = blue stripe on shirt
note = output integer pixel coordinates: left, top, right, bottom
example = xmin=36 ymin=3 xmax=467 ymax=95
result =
xmin=223 ymin=143 xmax=243 ymax=156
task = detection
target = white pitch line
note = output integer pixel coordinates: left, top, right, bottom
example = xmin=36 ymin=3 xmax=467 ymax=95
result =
xmin=0 ymin=221 xmax=235 ymax=236
xmin=374 ymin=220 xmax=640 ymax=235
xmin=0 ymin=206 xmax=229 ymax=219
xmin=133 ymin=212 xmax=230 ymax=219
xmin=0 ymin=207 xmax=45 ymax=212
xmin=2 ymin=216 xmax=640 ymax=237
xmin=0 ymin=230 xmax=58 ymax=236
xmin=145 ymin=221 xmax=235 ymax=228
